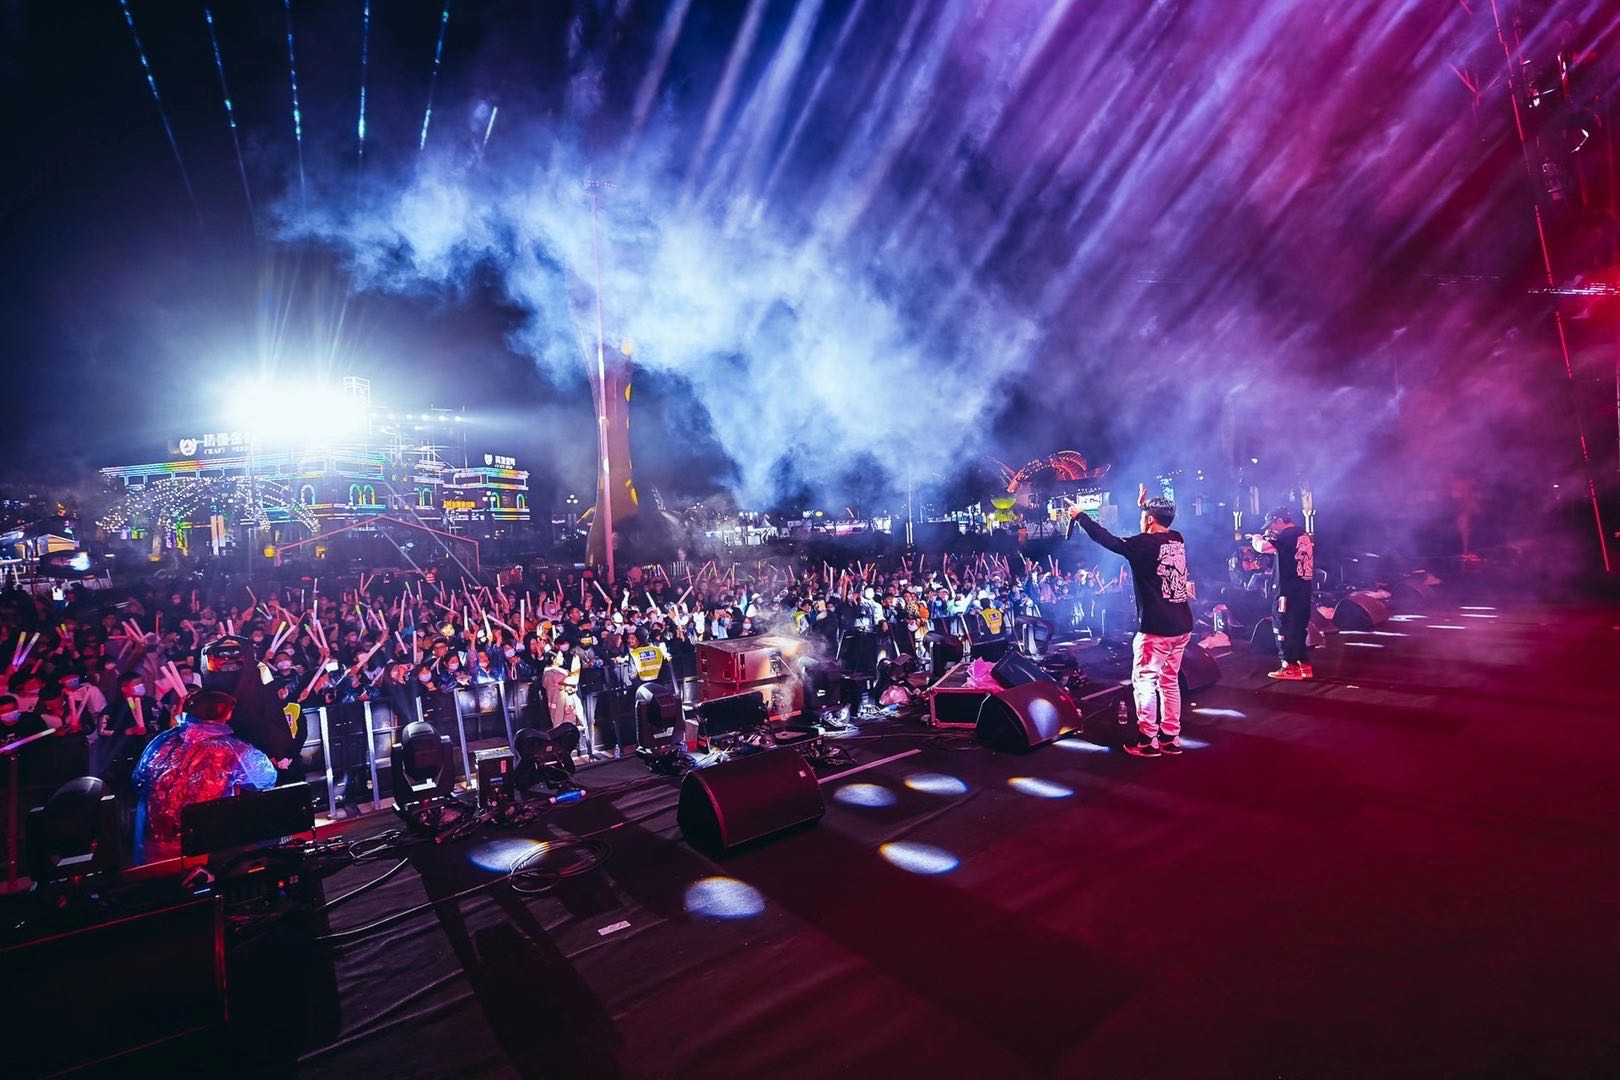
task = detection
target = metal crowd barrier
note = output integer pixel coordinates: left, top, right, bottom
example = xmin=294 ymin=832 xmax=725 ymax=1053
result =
xmin=301 ymin=679 xmax=538 ymax=820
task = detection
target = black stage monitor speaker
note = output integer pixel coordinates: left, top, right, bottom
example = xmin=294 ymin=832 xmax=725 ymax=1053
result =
xmin=1019 ymin=617 xmax=1056 ymax=658
xmin=695 ymin=691 xmax=770 ymax=738
xmin=1178 ymin=643 xmax=1221 ymax=694
xmin=974 ymin=681 xmax=1083 ymax=752
xmin=678 ymin=750 xmax=825 ymax=856
xmin=925 ymin=631 xmax=963 ymax=680
xmin=180 ymin=782 xmax=316 ymax=856
xmin=1251 ymin=612 xmax=1331 ymax=653
xmin=991 ymin=650 xmax=1056 ymax=689
xmin=800 ymin=660 xmax=845 ymax=712
xmin=970 ymin=637 xmax=1014 ymax=663
xmin=1390 ymin=577 xmax=1432 ymax=612
xmin=837 ymin=631 xmax=880 ymax=678
xmin=1333 ymin=592 xmax=1389 ymax=631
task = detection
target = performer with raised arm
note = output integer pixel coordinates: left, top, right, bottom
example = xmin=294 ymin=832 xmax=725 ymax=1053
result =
xmin=1250 ymin=506 xmax=1315 ymax=680
xmin=1068 ymin=484 xmax=1194 ymax=757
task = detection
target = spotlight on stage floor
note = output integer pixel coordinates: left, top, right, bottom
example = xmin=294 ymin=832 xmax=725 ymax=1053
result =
xmin=879 ymin=841 xmax=959 ymax=875
xmin=833 ymin=783 xmax=897 ymax=808
xmin=1008 ymin=776 xmax=1074 ymax=799
xmin=685 ymin=876 xmax=765 ymax=920
xmin=903 ymin=773 xmax=969 ymax=795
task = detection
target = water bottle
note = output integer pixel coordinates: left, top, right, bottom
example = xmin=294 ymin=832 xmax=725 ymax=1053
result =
xmin=1115 ymin=699 xmax=1129 ymax=731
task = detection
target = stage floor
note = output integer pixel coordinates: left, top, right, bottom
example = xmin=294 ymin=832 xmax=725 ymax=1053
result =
xmin=281 ymin=598 xmax=1619 ymax=1079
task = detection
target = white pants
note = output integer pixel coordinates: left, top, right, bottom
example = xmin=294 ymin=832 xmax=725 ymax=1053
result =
xmin=1131 ymin=632 xmax=1191 ymax=742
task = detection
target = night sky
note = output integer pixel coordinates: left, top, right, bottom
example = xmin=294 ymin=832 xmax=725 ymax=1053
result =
xmin=4 ymin=1 xmax=1618 ymax=536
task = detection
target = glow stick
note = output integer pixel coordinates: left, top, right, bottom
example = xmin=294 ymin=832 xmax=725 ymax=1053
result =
xmin=13 ymin=631 xmax=40 ymax=668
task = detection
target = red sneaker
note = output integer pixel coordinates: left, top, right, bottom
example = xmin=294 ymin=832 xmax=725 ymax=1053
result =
xmin=1267 ymin=664 xmax=1305 ymax=681
xmin=1298 ymin=663 xmax=1314 ymax=679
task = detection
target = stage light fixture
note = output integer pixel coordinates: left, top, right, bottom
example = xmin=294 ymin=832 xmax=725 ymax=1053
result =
xmin=26 ymin=776 xmax=121 ymax=889
xmin=512 ymin=725 xmax=580 ymax=795
xmin=390 ymin=720 xmax=452 ymax=809
xmin=635 ymin=685 xmax=684 ymax=773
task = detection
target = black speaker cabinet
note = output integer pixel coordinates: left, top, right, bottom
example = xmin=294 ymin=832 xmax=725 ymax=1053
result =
xmin=1333 ymin=592 xmax=1389 ymax=631
xmin=0 ymin=897 xmax=226 ymax=1075
xmin=180 ymin=782 xmax=316 ymax=856
xmin=1390 ymin=576 xmax=1433 ymax=612
xmin=974 ymin=681 xmax=1083 ymax=752
xmin=926 ymin=632 xmax=963 ymax=681
xmin=1177 ymin=643 xmax=1221 ymax=694
xmin=678 ymin=750 xmax=825 ymax=856
xmin=990 ymin=650 xmax=1056 ymax=688
xmin=969 ymin=636 xmax=1014 ymax=663
xmin=837 ymin=631 xmax=881 ymax=678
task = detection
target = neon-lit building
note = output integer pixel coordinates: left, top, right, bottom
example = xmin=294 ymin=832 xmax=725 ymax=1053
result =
xmin=97 ymin=379 xmax=530 ymax=550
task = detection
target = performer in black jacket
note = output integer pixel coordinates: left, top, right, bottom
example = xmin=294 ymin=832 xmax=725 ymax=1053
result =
xmin=1251 ymin=506 xmax=1315 ymax=680
xmin=1069 ymin=485 xmax=1195 ymax=757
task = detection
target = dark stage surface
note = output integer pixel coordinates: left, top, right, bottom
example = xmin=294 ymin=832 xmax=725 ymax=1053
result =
xmin=282 ymin=600 xmax=1619 ymax=1079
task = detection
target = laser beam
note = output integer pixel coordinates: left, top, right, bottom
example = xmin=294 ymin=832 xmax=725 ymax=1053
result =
xmin=358 ymin=0 xmax=371 ymax=168
xmin=118 ymin=0 xmax=199 ymax=222
xmin=283 ymin=0 xmax=306 ymax=202
xmin=203 ymin=5 xmax=253 ymax=217
xmin=419 ymin=4 xmax=452 ymax=153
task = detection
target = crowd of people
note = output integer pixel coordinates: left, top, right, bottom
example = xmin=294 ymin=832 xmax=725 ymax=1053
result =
xmin=2 ymin=500 xmax=1316 ymax=867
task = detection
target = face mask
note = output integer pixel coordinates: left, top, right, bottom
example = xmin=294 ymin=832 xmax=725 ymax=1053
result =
xmin=131 ymin=684 xmax=145 ymax=697
xmin=503 ymin=648 xmax=516 ymax=658
xmin=276 ymin=660 xmax=293 ymax=671
xmin=447 ymin=662 xmax=460 ymax=671
xmin=62 ymin=677 xmax=80 ymax=689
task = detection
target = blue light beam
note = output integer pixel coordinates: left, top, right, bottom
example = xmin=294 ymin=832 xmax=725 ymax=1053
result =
xmin=358 ymin=1 xmax=371 ymax=168
xmin=203 ymin=6 xmax=253 ymax=217
xmin=118 ymin=0 xmax=199 ymax=223
xmin=283 ymin=0 xmax=306 ymax=202
xmin=419 ymin=4 xmax=452 ymax=153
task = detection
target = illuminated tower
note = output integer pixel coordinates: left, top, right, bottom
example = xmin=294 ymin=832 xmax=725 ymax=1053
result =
xmin=586 ymin=339 xmax=639 ymax=572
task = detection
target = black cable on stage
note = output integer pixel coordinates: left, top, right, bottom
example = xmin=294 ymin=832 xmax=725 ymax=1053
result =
xmin=321 ymin=857 xmax=410 ymax=912
xmin=315 ymin=876 xmax=504 ymax=945
xmin=315 ymin=835 xmax=617 ymax=945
